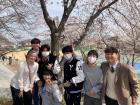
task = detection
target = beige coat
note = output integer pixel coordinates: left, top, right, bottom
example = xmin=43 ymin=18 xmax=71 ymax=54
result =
xmin=101 ymin=62 xmax=139 ymax=105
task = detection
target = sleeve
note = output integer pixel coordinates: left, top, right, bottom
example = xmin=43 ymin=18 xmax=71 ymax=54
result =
xmin=71 ymin=61 xmax=85 ymax=84
xmin=17 ymin=62 xmax=25 ymax=91
xmin=92 ymin=70 xmax=103 ymax=94
xmin=52 ymin=84 xmax=62 ymax=102
xmin=58 ymin=73 xmax=64 ymax=85
xmin=30 ymin=63 xmax=39 ymax=89
xmin=53 ymin=60 xmax=61 ymax=74
xmin=127 ymin=65 xmax=139 ymax=101
xmin=34 ymin=63 xmax=40 ymax=82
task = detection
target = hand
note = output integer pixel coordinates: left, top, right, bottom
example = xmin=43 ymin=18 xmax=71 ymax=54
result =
xmin=63 ymin=81 xmax=71 ymax=87
xmin=132 ymin=103 xmax=137 ymax=105
xmin=132 ymin=97 xmax=137 ymax=105
xmin=18 ymin=91 xmax=23 ymax=97
xmin=53 ymin=51 xmax=60 ymax=56
xmin=88 ymin=89 xmax=94 ymax=97
xmin=46 ymin=63 xmax=53 ymax=70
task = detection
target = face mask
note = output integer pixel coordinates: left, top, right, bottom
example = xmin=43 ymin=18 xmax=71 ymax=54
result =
xmin=42 ymin=51 xmax=49 ymax=57
xmin=88 ymin=56 xmax=97 ymax=64
xmin=64 ymin=53 xmax=72 ymax=60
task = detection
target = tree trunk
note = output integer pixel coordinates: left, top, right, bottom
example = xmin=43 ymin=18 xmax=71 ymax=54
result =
xmin=51 ymin=33 xmax=60 ymax=53
xmin=132 ymin=54 xmax=135 ymax=67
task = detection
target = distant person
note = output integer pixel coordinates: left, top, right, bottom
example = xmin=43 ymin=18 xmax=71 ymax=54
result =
xmin=10 ymin=50 xmax=39 ymax=105
xmin=2 ymin=56 xmax=5 ymax=61
xmin=39 ymin=71 xmax=62 ymax=105
xmin=61 ymin=45 xmax=85 ymax=105
xmin=101 ymin=47 xmax=139 ymax=105
xmin=83 ymin=50 xmax=102 ymax=105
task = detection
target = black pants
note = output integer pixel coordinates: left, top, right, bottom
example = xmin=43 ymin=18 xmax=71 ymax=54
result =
xmin=105 ymin=95 xmax=119 ymax=105
xmin=10 ymin=86 xmax=32 ymax=105
xmin=64 ymin=91 xmax=81 ymax=105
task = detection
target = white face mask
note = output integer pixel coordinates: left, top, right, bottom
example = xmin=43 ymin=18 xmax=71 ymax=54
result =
xmin=42 ymin=51 xmax=49 ymax=57
xmin=88 ymin=56 xmax=97 ymax=64
xmin=64 ymin=53 xmax=72 ymax=60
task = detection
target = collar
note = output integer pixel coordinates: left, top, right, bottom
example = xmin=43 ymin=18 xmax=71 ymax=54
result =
xmin=109 ymin=61 xmax=118 ymax=69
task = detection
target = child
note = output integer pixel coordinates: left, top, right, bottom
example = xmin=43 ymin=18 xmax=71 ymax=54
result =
xmin=39 ymin=71 xmax=62 ymax=105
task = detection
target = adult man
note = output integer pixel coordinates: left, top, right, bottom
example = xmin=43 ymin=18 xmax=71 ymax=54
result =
xmin=61 ymin=45 xmax=85 ymax=105
xmin=101 ymin=47 xmax=139 ymax=105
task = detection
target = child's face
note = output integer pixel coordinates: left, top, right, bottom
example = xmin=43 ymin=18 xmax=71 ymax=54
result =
xmin=43 ymin=75 xmax=52 ymax=84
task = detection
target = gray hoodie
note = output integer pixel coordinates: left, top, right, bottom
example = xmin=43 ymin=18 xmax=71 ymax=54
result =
xmin=39 ymin=83 xmax=62 ymax=105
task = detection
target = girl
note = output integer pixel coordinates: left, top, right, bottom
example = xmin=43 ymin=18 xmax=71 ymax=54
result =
xmin=39 ymin=71 xmax=62 ymax=105
xmin=83 ymin=50 xmax=102 ymax=105
xmin=10 ymin=50 xmax=39 ymax=105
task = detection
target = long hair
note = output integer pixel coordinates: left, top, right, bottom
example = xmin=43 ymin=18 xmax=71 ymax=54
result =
xmin=26 ymin=50 xmax=38 ymax=60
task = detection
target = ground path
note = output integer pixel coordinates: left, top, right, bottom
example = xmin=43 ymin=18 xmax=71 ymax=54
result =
xmin=0 ymin=61 xmax=15 ymax=99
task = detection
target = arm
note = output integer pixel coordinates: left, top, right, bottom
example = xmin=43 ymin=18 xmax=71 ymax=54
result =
xmin=53 ymin=60 xmax=61 ymax=74
xmin=71 ymin=61 xmax=85 ymax=84
xmin=17 ymin=62 xmax=25 ymax=91
xmin=58 ymin=73 xmax=64 ymax=85
xmin=92 ymin=73 xmax=103 ymax=94
xmin=52 ymin=84 xmax=62 ymax=102
xmin=127 ymin=65 xmax=139 ymax=104
xmin=30 ymin=63 xmax=39 ymax=90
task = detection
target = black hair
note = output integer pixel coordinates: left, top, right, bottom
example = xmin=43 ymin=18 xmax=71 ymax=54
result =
xmin=40 ymin=44 xmax=50 ymax=51
xmin=104 ymin=47 xmax=119 ymax=54
xmin=62 ymin=45 xmax=73 ymax=53
xmin=87 ymin=50 xmax=98 ymax=58
xmin=43 ymin=70 xmax=52 ymax=76
xmin=31 ymin=38 xmax=41 ymax=44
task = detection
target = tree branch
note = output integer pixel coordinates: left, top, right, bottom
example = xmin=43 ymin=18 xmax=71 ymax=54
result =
xmin=39 ymin=0 xmax=56 ymax=33
xmin=58 ymin=0 xmax=77 ymax=33
xmin=74 ymin=0 xmax=118 ymax=46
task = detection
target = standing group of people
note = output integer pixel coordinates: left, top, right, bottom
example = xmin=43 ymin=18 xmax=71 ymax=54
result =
xmin=10 ymin=38 xmax=139 ymax=105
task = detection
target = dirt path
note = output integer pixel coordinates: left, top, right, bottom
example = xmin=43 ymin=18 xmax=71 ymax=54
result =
xmin=0 ymin=61 xmax=15 ymax=99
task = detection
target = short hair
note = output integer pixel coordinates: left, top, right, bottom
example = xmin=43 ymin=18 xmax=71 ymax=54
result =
xmin=104 ymin=47 xmax=119 ymax=54
xmin=31 ymin=38 xmax=41 ymax=44
xmin=87 ymin=50 xmax=98 ymax=58
xmin=43 ymin=70 xmax=52 ymax=76
xmin=62 ymin=45 xmax=73 ymax=53
xmin=40 ymin=44 xmax=50 ymax=51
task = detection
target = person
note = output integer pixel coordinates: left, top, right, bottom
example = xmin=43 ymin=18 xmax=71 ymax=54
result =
xmin=29 ymin=38 xmax=41 ymax=105
xmin=36 ymin=44 xmax=60 ymax=105
xmin=2 ymin=55 xmax=5 ymax=61
xmin=61 ymin=45 xmax=85 ymax=105
xmin=101 ymin=47 xmax=139 ymax=105
xmin=39 ymin=71 xmax=62 ymax=105
xmin=38 ymin=44 xmax=61 ymax=85
xmin=29 ymin=38 xmax=41 ymax=62
xmin=10 ymin=50 xmax=39 ymax=105
xmin=82 ymin=50 xmax=102 ymax=105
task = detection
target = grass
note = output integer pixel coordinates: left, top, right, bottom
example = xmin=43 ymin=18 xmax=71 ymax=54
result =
xmin=0 ymin=98 xmax=12 ymax=105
